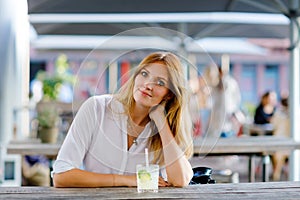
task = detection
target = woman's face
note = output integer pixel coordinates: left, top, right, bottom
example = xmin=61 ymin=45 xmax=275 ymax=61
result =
xmin=133 ymin=62 xmax=170 ymax=108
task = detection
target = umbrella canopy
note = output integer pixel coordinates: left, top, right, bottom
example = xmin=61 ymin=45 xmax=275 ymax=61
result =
xmin=28 ymin=0 xmax=291 ymax=40
xmin=28 ymin=0 xmax=291 ymax=55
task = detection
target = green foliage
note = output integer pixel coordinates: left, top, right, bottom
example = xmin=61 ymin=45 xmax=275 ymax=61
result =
xmin=36 ymin=54 xmax=75 ymax=101
xmin=37 ymin=107 xmax=60 ymax=128
xmin=42 ymin=76 xmax=63 ymax=101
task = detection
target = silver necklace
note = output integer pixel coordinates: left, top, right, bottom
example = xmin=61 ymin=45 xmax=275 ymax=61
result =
xmin=127 ymin=118 xmax=145 ymax=146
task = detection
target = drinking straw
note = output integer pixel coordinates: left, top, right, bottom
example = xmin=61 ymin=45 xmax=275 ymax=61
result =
xmin=145 ymin=148 xmax=149 ymax=167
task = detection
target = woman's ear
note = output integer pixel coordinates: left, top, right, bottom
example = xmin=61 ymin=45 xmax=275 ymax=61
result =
xmin=162 ymin=96 xmax=169 ymax=102
xmin=164 ymin=92 xmax=174 ymax=100
xmin=160 ymin=95 xmax=172 ymax=106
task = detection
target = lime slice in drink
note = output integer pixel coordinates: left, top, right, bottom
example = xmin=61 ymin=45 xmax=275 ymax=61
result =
xmin=138 ymin=170 xmax=152 ymax=182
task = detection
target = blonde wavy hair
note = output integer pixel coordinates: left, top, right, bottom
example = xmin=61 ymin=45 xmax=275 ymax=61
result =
xmin=114 ymin=51 xmax=193 ymax=165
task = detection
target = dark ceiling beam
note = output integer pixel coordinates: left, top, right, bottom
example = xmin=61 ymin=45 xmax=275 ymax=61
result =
xmin=36 ymin=24 xmax=65 ymax=35
xmin=239 ymin=0 xmax=282 ymax=13
xmin=27 ymin=0 xmax=51 ymax=11
xmin=193 ymin=24 xmax=227 ymax=40
xmin=273 ymin=0 xmax=290 ymax=14
xmin=225 ymin=0 xmax=238 ymax=11
xmin=27 ymin=0 xmax=229 ymax=13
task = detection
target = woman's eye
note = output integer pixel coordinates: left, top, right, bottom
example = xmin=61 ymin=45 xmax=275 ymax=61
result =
xmin=157 ymin=80 xmax=165 ymax=86
xmin=141 ymin=71 xmax=148 ymax=77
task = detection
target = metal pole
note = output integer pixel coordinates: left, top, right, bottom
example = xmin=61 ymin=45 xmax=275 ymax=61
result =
xmin=289 ymin=0 xmax=300 ymax=181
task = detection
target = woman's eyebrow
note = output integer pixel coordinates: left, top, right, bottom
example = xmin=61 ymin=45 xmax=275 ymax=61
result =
xmin=158 ymin=76 xmax=168 ymax=82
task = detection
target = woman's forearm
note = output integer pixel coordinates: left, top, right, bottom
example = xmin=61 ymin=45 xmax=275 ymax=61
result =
xmin=53 ymin=168 xmax=136 ymax=188
xmin=155 ymin=118 xmax=193 ymax=187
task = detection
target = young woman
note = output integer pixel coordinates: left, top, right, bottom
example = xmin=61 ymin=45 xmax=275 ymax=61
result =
xmin=52 ymin=51 xmax=194 ymax=187
xmin=254 ymin=91 xmax=277 ymax=125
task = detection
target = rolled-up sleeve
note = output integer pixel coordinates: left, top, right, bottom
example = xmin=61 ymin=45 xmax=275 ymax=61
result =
xmin=52 ymin=96 xmax=99 ymax=175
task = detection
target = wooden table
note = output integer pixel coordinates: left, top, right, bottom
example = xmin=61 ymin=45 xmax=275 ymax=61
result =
xmin=193 ymin=136 xmax=300 ymax=155
xmin=6 ymin=136 xmax=300 ymax=182
xmin=0 ymin=181 xmax=299 ymax=199
xmin=247 ymin=123 xmax=274 ymax=136
xmin=8 ymin=136 xmax=298 ymax=156
xmin=193 ymin=136 xmax=300 ymax=182
xmin=6 ymin=143 xmax=61 ymax=158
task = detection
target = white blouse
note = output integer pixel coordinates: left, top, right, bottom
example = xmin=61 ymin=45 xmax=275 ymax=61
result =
xmin=52 ymin=95 xmax=166 ymax=178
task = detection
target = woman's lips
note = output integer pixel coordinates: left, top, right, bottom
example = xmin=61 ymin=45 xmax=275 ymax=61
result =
xmin=139 ymin=89 xmax=152 ymax=97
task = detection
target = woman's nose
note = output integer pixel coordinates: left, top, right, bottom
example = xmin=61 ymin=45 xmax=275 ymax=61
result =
xmin=144 ymin=80 xmax=155 ymax=90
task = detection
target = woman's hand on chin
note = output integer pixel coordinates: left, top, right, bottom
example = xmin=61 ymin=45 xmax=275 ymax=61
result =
xmin=149 ymin=101 xmax=166 ymax=122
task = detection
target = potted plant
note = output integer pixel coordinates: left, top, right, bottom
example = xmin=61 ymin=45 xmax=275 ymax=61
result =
xmin=36 ymin=103 xmax=60 ymax=143
xmin=34 ymin=54 xmax=75 ymax=143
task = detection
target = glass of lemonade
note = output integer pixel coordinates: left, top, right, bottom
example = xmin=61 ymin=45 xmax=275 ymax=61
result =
xmin=136 ymin=164 xmax=159 ymax=193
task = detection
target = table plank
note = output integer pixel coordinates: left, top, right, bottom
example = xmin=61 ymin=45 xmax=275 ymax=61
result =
xmin=7 ymin=136 xmax=300 ymax=156
xmin=0 ymin=181 xmax=299 ymax=199
xmin=193 ymin=136 xmax=300 ymax=155
xmin=6 ymin=143 xmax=61 ymax=156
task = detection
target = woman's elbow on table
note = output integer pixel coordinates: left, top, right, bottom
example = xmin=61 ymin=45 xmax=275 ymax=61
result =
xmin=53 ymin=173 xmax=68 ymax=188
xmin=52 ymin=170 xmax=80 ymax=188
xmin=53 ymin=168 xmax=91 ymax=188
xmin=170 ymin=170 xmax=193 ymax=187
xmin=171 ymin=176 xmax=192 ymax=187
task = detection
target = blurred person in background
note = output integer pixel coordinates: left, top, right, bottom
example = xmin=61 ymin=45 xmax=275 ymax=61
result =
xmin=189 ymin=76 xmax=210 ymax=138
xmin=204 ymin=60 xmax=243 ymax=138
xmin=254 ymin=91 xmax=277 ymax=125
xmin=271 ymin=96 xmax=290 ymax=181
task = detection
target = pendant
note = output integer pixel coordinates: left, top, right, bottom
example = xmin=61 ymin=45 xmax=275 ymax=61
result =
xmin=133 ymin=139 xmax=138 ymax=145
